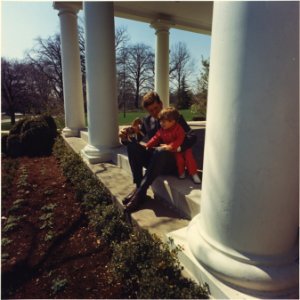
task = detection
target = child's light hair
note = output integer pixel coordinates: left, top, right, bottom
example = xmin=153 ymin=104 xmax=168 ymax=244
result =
xmin=158 ymin=107 xmax=180 ymax=122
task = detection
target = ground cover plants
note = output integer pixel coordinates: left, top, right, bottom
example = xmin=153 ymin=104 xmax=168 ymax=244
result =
xmin=1 ymin=128 xmax=209 ymax=298
xmin=1 ymin=154 xmax=121 ymax=298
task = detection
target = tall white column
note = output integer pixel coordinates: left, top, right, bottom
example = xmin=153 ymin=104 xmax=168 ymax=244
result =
xmin=151 ymin=21 xmax=170 ymax=107
xmin=54 ymin=2 xmax=85 ymax=137
xmin=188 ymin=1 xmax=299 ymax=293
xmin=82 ymin=2 xmax=120 ymax=163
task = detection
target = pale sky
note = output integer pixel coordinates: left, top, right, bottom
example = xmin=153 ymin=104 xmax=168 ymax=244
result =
xmin=1 ymin=1 xmax=211 ymax=79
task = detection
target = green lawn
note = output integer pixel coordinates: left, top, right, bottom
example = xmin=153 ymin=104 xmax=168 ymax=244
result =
xmin=118 ymin=109 xmax=196 ymax=125
xmin=1 ymin=109 xmax=197 ymax=131
xmin=1 ymin=123 xmax=13 ymax=131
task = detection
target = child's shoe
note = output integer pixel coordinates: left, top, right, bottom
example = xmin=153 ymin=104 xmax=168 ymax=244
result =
xmin=179 ymin=172 xmax=186 ymax=179
xmin=192 ymin=173 xmax=201 ymax=184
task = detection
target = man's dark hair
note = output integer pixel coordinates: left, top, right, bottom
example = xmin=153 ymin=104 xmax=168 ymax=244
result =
xmin=142 ymin=91 xmax=162 ymax=108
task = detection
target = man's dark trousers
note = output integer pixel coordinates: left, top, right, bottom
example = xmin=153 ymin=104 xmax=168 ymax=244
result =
xmin=127 ymin=142 xmax=177 ymax=195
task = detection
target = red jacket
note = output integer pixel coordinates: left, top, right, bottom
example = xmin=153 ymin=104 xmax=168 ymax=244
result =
xmin=146 ymin=123 xmax=185 ymax=151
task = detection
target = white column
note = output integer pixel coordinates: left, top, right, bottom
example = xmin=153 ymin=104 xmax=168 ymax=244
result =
xmin=151 ymin=21 xmax=170 ymax=107
xmin=54 ymin=2 xmax=85 ymax=137
xmin=81 ymin=2 xmax=120 ymax=163
xmin=188 ymin=1 xmax=299 ymax=293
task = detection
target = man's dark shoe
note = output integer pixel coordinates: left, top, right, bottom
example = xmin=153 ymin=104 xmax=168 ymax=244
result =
xmin=124 ymin=191 xmax=146 ymax=213
xmin=122 ymin=188 xmax=137 ymax=206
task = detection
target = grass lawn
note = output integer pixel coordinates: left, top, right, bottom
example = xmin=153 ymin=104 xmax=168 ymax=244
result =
xmin=1 ymin=122 xmax=13 ymax=131
xmin=118 ymin=109 xmax=196 ymax=125
xmin=1 ymin=109 xmax=198 ymax=131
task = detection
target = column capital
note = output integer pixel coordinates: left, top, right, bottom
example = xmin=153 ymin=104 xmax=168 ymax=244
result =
xmin=150 ymin=19 xmax=173 ymax=34
xmin=53 ymin=1 xmax=82 ymax=16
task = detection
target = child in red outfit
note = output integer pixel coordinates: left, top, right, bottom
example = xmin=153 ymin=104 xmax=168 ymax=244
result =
xmin=145 ymin=107 xmax=201 ymax=184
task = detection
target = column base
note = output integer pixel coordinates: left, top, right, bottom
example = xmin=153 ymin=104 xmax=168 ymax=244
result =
xmin=186 ymin=216 xmax=299 ymax=294
xmin=81 ymin=143 xmax=120 ymax=164
xmin=62 ymin=127 xmax=81 ymax=137
xmin=168 ymin=226 xmax=299 ymax=299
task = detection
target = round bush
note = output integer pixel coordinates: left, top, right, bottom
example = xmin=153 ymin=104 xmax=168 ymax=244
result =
xmin=6 ymin=134 xmax=23 ymax=158
xmin=1 ymin=134 xmax=9 ymax=154
xmin=20 ymin=120 xmax=54 ymax=156
xmin=39 ymin=115 xmax=57 ymax=139
xmin=20 ymin=117 xmax=46 ymax=133
xmin=5 ymin=115 xmax=57 ymax=157
xmin=9 ymin=117 xmax=30 ymax=135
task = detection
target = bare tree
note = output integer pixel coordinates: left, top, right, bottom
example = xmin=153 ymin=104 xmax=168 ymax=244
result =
xmin=115 ymin=26 xmax=130 ymax=54
xmin=1 ymin=58 xmax=28 ymax=124
xmin=26 ymin=34 xmax=64 ymax=102
xmin=127 ymin=43 xmax=155 ymax=108
xmin=117 ymin=47 xmax=132 ymax=111
xmin=170 ymin=42 xmax=194 ymax=107
xmin=191 ymin=57 xmax=210 ymax=119
xmin=24 ymin=62 xmax=59 ymax=114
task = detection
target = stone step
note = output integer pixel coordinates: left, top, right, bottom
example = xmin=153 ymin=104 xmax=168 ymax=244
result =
xmin=80 ymin=129 xmax=89 ymax=143
xmin=117 ymin=153 xmax=201 ymax=220
xmin=78 ymin=128 xmax=203 ymax=219
xmin=63 ymin=135 xmax=189 ymax=240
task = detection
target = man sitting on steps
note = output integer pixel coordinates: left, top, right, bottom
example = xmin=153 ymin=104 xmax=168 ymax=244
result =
xmin=119 ymin=91 xmax=197 ymax=213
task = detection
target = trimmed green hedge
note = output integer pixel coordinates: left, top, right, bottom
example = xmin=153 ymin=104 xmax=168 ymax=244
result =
xmin=3 ymin=115 xmax=58 ymax=157
xmin=53 ymin=136 xmax=209 ymax=299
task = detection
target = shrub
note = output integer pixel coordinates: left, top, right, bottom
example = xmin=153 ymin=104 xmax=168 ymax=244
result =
xmin=90 ymin=204 xmax=132 ymax=245
xmin=54 ymin=114 xmax=65 ymax=130
xmin=40 ymin=114 xmax=57 ymax=139
xmin=52 ymin=136 xmax=209 ymax=299
xmin=1 ymin=134 xmax=8 ymax=154
xmin=1 ymin=158 xmax=19 ymax=199
xmin=6 ymin=115 xmax=57 ymax=157
xmin=9 ymin=117 xmax=30 ymax=135
xmin=53 ymin=136 xmax=112 ymax=209
xmin=20 ymin=120 xmax=54 ymax=156
xmin=110 ymin=230 xmax=209 ymax=299
xmin=6 ymin=134 xmax=23 ymax=157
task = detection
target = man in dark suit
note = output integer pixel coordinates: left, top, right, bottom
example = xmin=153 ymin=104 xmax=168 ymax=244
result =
xmin=119 ymin=91 xmax=196 ymax=213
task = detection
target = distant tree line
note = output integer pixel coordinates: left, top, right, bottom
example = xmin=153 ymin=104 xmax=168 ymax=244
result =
xmin=1 ymin=23 xmax=209 ymax=125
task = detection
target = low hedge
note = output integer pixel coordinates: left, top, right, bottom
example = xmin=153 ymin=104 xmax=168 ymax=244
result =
xmin=110 ymin=230 xmax=210 ymax=299
xmin=52 ymin=136 xmax=209 ymax=299
xmin=53 ymin=138 xmax=112 ymax=211
xmin=89 ymin=204 xmax=132 ymax=245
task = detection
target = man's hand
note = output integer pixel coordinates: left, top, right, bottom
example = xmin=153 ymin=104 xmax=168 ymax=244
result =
xmin=118 ymin=127 xmax=130 ymax=140
xmin=158 ymin=144 xmax=173 ymax=151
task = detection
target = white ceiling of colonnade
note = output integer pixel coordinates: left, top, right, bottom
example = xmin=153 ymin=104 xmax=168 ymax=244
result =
xmin=114 ymin=1 xmax=213 ymax=35
xmin=56 ymin=1 xmax=213 ymax=35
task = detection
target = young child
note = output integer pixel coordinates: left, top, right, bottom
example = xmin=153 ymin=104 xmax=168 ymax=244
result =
xmin=145 ymin=107 xmax=201 ymax=184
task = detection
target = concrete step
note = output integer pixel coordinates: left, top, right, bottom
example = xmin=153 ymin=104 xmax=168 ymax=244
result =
xmin=80 ymin=129 xmax=88 ymax=143
xmin=63 ymin=135 xmax=189 ymax=240
xmin=79 ymin=128 xmax=203 ymax=219
xmin=117 ymin=153 xmax=201 ymax=220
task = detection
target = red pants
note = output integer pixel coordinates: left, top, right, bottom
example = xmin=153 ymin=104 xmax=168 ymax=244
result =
xmin=174 ymin=148 xmax=198 ymax=176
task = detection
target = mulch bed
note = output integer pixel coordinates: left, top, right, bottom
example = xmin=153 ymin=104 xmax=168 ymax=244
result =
xmin=1 ymin=155 xmax=122 ymax=299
